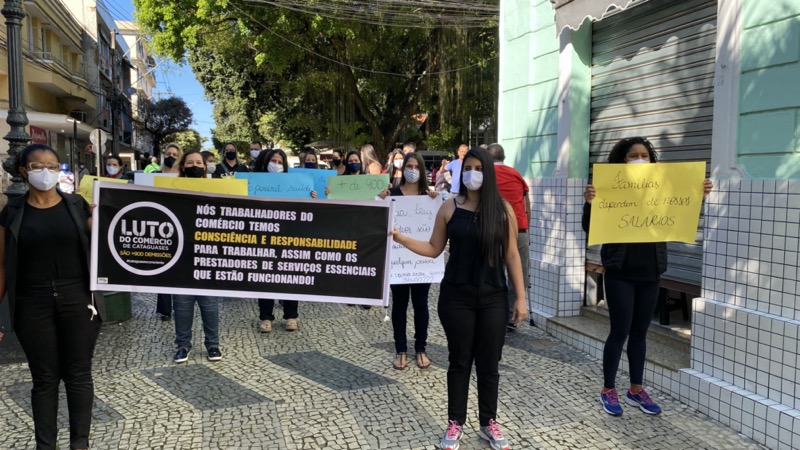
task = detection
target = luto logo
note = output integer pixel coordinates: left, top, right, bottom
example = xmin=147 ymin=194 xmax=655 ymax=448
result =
xmin=108 ymin=202 xmax=184 ymax=276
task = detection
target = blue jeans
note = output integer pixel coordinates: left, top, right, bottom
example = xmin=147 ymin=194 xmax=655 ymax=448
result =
xmin=173 ymin=295 xmax=220 ymax=350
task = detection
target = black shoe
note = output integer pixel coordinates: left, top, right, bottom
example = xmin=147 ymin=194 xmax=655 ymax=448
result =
xmin=160 ymin=314 xmax=171 ymax=321
xmin=174 ymin=347 xmax=190 ymax=363
xmin=207 ymin=348 xmax=222 ymax=361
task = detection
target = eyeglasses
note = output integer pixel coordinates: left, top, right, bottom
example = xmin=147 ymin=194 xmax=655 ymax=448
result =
xmin=27 ymin=162 xmax=61 ymax=172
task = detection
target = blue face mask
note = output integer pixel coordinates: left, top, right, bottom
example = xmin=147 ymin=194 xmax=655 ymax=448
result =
xmin=304 ymin=162 xmax=317 ymax=169
xmin=347 ymin=162 xmax=361 ymax=173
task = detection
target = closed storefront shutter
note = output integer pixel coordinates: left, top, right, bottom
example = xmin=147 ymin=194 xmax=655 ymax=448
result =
xmin=588 ymin=0 xmax=717 ymax=286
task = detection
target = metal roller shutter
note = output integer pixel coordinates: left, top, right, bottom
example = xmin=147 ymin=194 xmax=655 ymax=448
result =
xmin=588 ymin=0 xmax=717 ymax=286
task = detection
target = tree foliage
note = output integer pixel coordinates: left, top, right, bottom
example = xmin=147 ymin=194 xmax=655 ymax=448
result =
xmin=136 ymin=96 xmax=193 ymax=156
xmin=166 ymin=128 xmax=206 ymax=152
xmin=134 ymin=0 xmax=498 ymax=159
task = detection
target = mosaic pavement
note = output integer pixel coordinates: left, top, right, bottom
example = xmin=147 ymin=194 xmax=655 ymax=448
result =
xmin=0 ymin=289 xmax=766 ymax=449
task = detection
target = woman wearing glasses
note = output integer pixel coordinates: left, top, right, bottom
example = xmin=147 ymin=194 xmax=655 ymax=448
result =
xmin=0 ymin=144 xmax=104 ymax=450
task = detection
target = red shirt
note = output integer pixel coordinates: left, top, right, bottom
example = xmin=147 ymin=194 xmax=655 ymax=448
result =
xmin=494 ymin=163 xmax=529 ymax=231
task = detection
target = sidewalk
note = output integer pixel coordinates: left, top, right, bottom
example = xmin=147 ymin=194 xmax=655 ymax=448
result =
xmin=0 ymin=290 xmax=764 ymax=449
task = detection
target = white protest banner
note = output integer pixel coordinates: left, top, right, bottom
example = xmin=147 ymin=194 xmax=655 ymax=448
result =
xmin=386 ymin=195 xmax=445 ymax=284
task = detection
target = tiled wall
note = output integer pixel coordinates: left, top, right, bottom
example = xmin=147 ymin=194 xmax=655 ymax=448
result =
xmin=528 ymin=177 xmax=586 ymax=317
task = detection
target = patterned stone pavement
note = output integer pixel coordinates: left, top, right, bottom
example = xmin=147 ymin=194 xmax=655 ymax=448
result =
xmin=0 ymin=288 xmax=766 ymax=449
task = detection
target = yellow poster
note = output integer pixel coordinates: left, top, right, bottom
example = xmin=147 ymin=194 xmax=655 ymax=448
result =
xmin=79 ymin=176 xmax=128 ymax=203
xmin=153 ymin=177 xmax=248 ymax=196
xmin=588 ymin=162 xmax=705 ymax=246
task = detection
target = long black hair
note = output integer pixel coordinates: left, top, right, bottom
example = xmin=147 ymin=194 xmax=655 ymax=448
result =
xmin=343 ymin=151 xmax=363 ymax=175
xmin=255 ymin=149 xmax=288 ymax=173
xmin=457 ymin=147 xmax=511 ymax=266
xmin=399 ymin=152 xmax=430 ymax=195
xmin=607 ymin=137 xmax=658 ymax=163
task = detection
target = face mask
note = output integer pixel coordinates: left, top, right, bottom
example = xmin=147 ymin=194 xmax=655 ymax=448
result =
xmin=268 ymin=162 xmax=284 ymax=173
xmin=225 ymin=151 xmax=237 ymax=160
xmin=27 ymin=168 xmax=60 ymax=192
xmin=462 ymin=170 xmax=483 ymax=191
xmin=332 ymin=158 xmax=342 ymax=166
xmin=250 ymin=150 xmax=261 ymax=158
xmin=393 ymin=160 xmax=403 ymax=169
xmin=164 ymin=156 xmax=176 ymax=168
xmin=304 ymin=162 xmax=317 ymax=169
xmin=106 ymin=166 xmax=120 ymax=176
xmin=207 ymin=163 xmax=217 ymax=173
xmin=184 ymin=166 xmax=205 ymax=178
xmin=628 ymin=158 xmax=648 ymax=164
xmin=347 ymin=162 xmax=361 ymax=173
xmin=403 ymin=169 xmax=420 ymax=183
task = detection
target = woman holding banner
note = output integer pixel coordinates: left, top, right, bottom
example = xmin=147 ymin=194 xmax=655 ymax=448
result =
xmin=392 ymin=147 xmax=527 ymax=450
xmin=379 ymin=153 xmax=438 ymax=370
xmin=582 ymin=137 xmax=713 ymax=417
xmin=172 ymin=150 xmax=223 ymax=363
xmin=0 ymin=143 xmax=104 ymax=450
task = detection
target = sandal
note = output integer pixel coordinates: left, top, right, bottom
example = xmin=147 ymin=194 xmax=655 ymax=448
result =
xmin=393 ymin=352 xmax=407 ymax=370
xmin=415 ymin=352 xmax=431 ymax=369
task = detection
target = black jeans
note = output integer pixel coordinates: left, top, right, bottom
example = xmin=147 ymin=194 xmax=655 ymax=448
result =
xmin=156 ymin=293 xmax=172 ymax=317
xmin=602 ymin=275 xmax=660 ymax=389
xmin=15 ymin=281 xmax=101 ymax=450
xmin=438 ymin=281 xmax=508 ymax=427
xmin=258 ymin=299 xmax=298 ymax=321
xmin=390 ymin=283 xmax=430 ymax=354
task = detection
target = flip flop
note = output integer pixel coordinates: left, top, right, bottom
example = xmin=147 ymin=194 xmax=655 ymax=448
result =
xmin=416 ymin=352 xmax=431 ymax=369
xmin=393 ymin=353 xmax=407 ymax=370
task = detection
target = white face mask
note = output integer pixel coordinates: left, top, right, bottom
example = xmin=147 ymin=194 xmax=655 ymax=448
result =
xmin=628 ymin=158 xmax=649 ymax=164
xmin=462 ymin=170 xmax=483 ymax=191
xmin=268 ymin=162 xmax=284 ymax=173
xmin=403 ymin=169 xmax=420 ymax=183
xmin=27 ymin=168 xmax=60 ymax=192
xmin=250 ymin=150 xmax=261 ymax=158
xmin=206 ymin=163 xmax=217 ymax=173
xmin=393 ymin=160 xmax=403 ymax=169
xmin=106 ymin=165 xmax=120 ymax=175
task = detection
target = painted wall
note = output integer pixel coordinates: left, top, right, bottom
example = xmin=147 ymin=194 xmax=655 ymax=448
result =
xmin=737 ymin=0 xmax=800 ymax=178
xmin=499 ymin=0 xmax=560 ymax=178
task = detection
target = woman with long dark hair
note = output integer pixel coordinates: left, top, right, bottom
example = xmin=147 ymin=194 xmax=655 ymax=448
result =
xmin=583 ymin=137 xmax=712 ymax=417
xmin=385 ymin=148 xmax=405 ymax=187
xmin=330 ymin=148 xmax=346 ymax=175
xmin=392 ymin=147 xmax=527 ymax=450
xmin=0 ymin=143 xmax=105 ymax=449
xmin=378 ymin=153 xmax=438 ymax=370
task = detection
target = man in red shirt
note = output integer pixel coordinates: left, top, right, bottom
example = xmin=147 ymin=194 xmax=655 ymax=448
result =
xmin=488 ymin=144 xmax=530 ymax=330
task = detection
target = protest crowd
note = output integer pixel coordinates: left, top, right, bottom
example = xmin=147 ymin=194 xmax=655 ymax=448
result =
xmin=0 ymin=138 xmax=712 ymax=450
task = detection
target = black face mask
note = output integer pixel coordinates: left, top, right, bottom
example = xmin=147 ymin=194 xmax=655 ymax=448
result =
xmin=332 ymin=158 xmax=342 ymax=166
xmin=225 ymin=151 xmax=237 ymax=161
xmin=184 ymin=166 xmax=205 ymax=178
xmin=164 ymin=156 xmax=176 ymax=168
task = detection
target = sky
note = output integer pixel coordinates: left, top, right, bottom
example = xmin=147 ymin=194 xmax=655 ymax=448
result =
xmin=108 ymin=0 xmax=216 ymax=148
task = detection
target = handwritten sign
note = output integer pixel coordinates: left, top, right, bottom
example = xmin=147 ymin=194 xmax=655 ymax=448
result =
xmin=588 ymin=162 xmax=705 ymax=246
xmin=133 ymin=172 xmax=178 ymax=187
xmin=288 ymin=168 xmax=336 ymax=199
xmin=78 ymin=175 xmax=128 ymax=203
xmin=327 ymin=174 xmax=390 ymax=200
xmin=234 ymin=172 xmax=314 ymax=198
xmin=385 ymin=195 xmax=446 ymax=284
xmin=153 ymin=177 xmax=248 ymax=196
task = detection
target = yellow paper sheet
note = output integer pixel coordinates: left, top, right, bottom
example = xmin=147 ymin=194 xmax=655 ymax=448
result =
xmin=153 ymin=177 xmax=248 ymax=196
xmin=78 ymin=176 xmax=129 ymax=203
xmin=588 ymin=162 xmax=705 ymax=246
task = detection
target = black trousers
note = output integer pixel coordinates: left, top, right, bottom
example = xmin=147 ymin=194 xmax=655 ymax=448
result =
xmin=602 ymin=275 xmax=660 ymax=389
xmin=390 ymin=283 xmax=430 ymax=354
xmin=15 ymin=282 xmax=101 ymax=450
xmin=258 ymin=299 xmax=298 ymax=321
xmin=156 ymin=293 xmax=172 ymax=317
xmin=438 ymin=281 xmax=508 ymax=427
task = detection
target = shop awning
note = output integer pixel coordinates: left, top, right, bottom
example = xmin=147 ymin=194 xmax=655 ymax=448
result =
xmin=0 ymin=110 xmax=95 ymax=140
xmin=554 ymin=0 xmax=641 ymax=35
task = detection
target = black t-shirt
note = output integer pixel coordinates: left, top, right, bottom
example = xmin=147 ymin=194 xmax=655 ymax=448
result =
xmin=214 ymin=161 xmax=250 ymax=177
xmin=605 ymin=243 xmax=659 ymax=282
xmin=1 ymin=200 xmax=89 ymax=286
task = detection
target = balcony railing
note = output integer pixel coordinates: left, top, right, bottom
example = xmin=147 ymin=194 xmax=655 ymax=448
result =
xmin=29 ymin=50 xmax=87 ymax=81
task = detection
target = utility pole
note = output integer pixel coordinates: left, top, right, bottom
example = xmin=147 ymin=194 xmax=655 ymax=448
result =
xmin=110 ymin=29 xmax=118 ymax=155
xmin=2 ymin=0 xmax=30 ymax=197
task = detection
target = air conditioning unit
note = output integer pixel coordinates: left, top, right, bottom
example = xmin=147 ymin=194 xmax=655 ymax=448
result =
xmin=70 ymin=110 xmax=87 ymax=122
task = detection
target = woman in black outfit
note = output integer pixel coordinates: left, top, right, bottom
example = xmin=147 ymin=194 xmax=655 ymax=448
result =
xmin=392 ymin=147 xmax=527 ymax=450
xmin=0 ymin=143 xmax=105 ymax=450
xmin=583 ymin=137 xmax=712 ymax=417
xmin=378 ymin=152 xmax=439 ymax=370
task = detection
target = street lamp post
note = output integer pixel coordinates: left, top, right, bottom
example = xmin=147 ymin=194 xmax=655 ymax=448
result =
xmin=2 ymin=0 xmax=30 ymax=197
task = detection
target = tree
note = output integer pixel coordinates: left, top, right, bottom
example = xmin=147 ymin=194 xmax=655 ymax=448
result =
xmin=136 ymin=96 xmax=194 ymax=156
xmin=166 ymin=129 xmax=206 ymax=152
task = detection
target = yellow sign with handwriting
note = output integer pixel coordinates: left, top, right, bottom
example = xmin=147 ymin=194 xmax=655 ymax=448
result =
xmin=588 ymin=162 xmax=705 ymax=246
xmin=79 ymin=176 xmax=128 ymax=203
xmin=153 ymin=177 xmax=248 ymax=196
